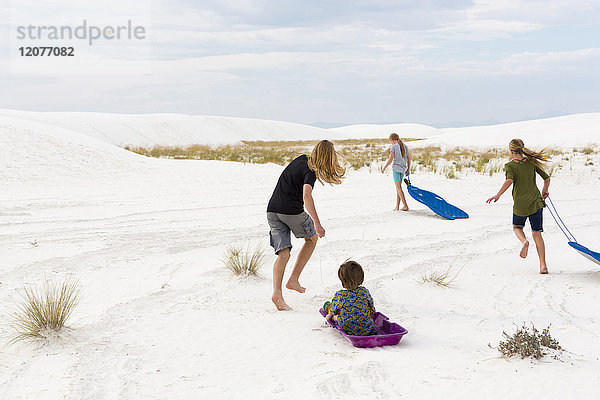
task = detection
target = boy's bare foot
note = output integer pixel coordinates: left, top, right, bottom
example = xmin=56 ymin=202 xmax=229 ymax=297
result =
xmin=519 ymin=240 xmax=529 ymax=258
xmin=540 ymin=265 xmax=548 ymax=274
xmin=272 ymin=294 xmax=291 ymax=311
xmin=393 ymin=207 xmax=399 ymax=211
xmin=285 ymin=280 xmax=306 ymax=293
xmin=401 ymin=206 xmax=409 ymax=211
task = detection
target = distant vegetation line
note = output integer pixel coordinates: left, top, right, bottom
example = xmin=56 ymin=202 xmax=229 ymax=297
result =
xmin=124 ymin=140 xmax=598 ymax=178
xmin=124 ymin=138 xmax=421 ymax=169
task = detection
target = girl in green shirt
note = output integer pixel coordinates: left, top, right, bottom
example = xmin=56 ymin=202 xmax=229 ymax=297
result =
xmin=486 ymin=139 xmax=551 ymax=274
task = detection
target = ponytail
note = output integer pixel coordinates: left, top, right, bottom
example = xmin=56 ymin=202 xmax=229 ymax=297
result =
xmin=509 ymin=138 xmax=549 ymax=169
xmin=389 ymin=133 xmax=406 ymax=158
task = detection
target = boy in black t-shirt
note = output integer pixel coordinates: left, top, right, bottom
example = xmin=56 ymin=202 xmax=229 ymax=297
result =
xmin=266 ymin=141 xmax=345 ymax=310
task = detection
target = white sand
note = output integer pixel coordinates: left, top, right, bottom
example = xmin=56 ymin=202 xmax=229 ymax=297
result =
xmin=1 ymin=113 xmax=599 ymax=399
xmin=330 ymin=122 xmax=446 ymax=140
xmin=332 ymin=113 xmax=600 ymax=149
xmin=0 ymin=109 xmax=336 ymax=147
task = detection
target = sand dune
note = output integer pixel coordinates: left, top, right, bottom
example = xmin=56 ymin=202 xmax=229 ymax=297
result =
xmin=1 ymin=109 xmax=598 ymax=149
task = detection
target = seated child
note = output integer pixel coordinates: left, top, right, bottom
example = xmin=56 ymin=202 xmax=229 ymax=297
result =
xmin=324 ymin=260 xmax=378 ymax=336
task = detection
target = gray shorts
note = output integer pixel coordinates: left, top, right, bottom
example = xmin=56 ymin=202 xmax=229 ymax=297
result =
xmin=267 ymin=211 xmax=316 ymax=254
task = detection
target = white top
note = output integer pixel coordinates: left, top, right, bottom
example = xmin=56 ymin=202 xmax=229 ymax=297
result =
xmin=390 ymin=143 xmax=409 ymax=173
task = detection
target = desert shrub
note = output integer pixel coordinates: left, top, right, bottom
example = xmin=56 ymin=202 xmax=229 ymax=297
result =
xmin=444 ymin=166 xmax=457 ymax=179
xmin=419 ymin=258 xmax=466 ymax=287
xmin=548 ymin=162 xmax=560 ymax=176
xmin=485 ymin=160 xmax=504 ymax=176
xmin=581 ymin=146 xmax=596 ymax=155
xmin=411 ymin=146 xmax=442 ymax=171
xmin=547 ymin=148 xmax=564 ymax=156
xmin=493 ymin=324 xmax=563 ymax=359
xmin=11 ymin=278 xmax=81 ymax=344
xmin=222 ymin=242 xmax=266 ymax=276
xmin=475 ymin=157 xmax=490 ymax=173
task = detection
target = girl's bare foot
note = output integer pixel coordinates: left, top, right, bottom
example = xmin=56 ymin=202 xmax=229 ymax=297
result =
xmin=401 ymin=206 xmax=409 ymax=211
xmin=520 ymin=240 xmax=529 ymax=258
xmin=393 ymin=207 xmax=399 ymax=211
xmin=540 ymin=265 xmax=548 ymax=274
xmin=285 ymin=280 xmax=306 ymax=293
xmin=272 ymin=294 xmax=291 ymax=311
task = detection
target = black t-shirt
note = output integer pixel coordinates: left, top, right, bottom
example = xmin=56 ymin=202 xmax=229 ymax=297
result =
xmin=267 ymin=155 xmax=317 ymax=215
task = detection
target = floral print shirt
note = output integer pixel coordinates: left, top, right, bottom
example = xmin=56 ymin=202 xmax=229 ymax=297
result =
xmin=329 ymin=286 xmax=376 ymax=336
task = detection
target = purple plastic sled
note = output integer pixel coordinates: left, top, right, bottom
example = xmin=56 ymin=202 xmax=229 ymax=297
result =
xmin=319 ymin=308 xmax=408 ymax=348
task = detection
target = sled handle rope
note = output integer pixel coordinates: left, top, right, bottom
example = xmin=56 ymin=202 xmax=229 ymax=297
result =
xmin=546 ymin=196 xmax=577 ymax=243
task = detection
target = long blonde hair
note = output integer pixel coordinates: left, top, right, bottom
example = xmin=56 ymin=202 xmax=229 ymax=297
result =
xmin=389 ymin=133 xmax=406 ymax=157
xmin=307 ymin=140 xmax=345 ymax=185
xmin=509 ymin=138 xmax=550 ymax=169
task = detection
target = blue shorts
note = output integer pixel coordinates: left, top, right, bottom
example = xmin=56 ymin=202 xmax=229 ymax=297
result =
xmin=393 ymin=171 xmax=404 ymax=182
xmin=513 ymin=208 xmax=543 ymax=232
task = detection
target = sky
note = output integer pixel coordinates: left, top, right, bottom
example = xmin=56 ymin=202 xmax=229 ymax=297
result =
xmin=0 ymin=0 xmax=599 ymax=127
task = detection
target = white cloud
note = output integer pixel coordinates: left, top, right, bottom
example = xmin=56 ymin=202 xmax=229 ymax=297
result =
xmin=468 ymin=0 xmax=600 ymax=25
xmin=418 ymin=48 xmax=600 ymax=75
xmin=433 ymin=19 xmax=542 ymax=41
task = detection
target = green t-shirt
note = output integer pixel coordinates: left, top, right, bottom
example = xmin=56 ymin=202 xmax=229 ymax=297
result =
xmin=504 ymin=159 xmax=549 ymax=216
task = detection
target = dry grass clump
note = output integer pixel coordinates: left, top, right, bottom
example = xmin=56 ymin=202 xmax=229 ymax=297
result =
xmin=222 ymin=242 xmax=266 ymax=276
xmin=548 ymin=162 xmax=561 ymax=176
xmin=419 ymin=258 xmax=467 ymax=287
xmin=410 ymin=146 xmax=442 ymax=172
xmin=11 ymin=279 xmax=81 ymax=344
xmin=443 ymin=166 xmax=457 ymax=179
xmin=579 ymin=146 xmax=596 ymax=155
xmin=492 ymin=324 xmax=563 ymax=359
xmin=409 ymin=146 xmax=507 ymax=176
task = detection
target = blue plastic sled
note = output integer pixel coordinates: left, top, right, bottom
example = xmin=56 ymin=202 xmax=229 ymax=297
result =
xmin=404 ymin=178 xmax=469 ymax=220
xmin=319 ymin=308 xmax=408 ymax=348
xmin=547 ymin=197 xmax=600 ymax=266
xmin=568 ymin=242 xmax=600 ymax=265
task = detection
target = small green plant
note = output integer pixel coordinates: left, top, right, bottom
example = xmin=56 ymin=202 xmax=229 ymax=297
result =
xmin=444 ymin=166 xmax=457 ymax=179
xmin=222 ymin=242 xmax=266 ymax=276
xmin=475 ymin=157 xmax=490 ymax=173
xmin=419 ymin=258 xmax=466 ymax=287
xmin=11 ymin=278 xmax=81 ymax=344
xmin=493 ymin=323 xmax=563 ymax=359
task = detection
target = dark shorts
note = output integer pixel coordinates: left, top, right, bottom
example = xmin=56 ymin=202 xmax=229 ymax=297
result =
xmin=513 ymin=207 xmax=543 ymax=232
xmin=267 ymin=212 xmax=316 ymax=254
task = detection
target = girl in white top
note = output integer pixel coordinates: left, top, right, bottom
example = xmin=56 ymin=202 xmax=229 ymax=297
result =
xmin=381 ymin=133 xmax=411 ymax=211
